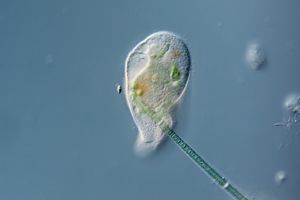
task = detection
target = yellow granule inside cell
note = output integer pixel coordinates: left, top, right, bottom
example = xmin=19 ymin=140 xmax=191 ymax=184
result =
xmin=172 ymin=47 xmax=180 ymax=57
xmin=152 ymin=75 xmax=157 ymax=81
xmin=136 ymin=89 xmax=143 ymax=96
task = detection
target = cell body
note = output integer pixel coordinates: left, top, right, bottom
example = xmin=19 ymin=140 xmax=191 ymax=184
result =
xmin=124 ymin=31 xmax=191 ymax=156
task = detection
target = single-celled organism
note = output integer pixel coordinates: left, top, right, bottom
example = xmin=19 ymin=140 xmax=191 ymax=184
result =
xmin=245 ymin=43 xmax=266 ymax=70
xmin=124 ymin=31 xmax=249 ymax=200
xmin=125 ymin=31 xmax=191 ymax=155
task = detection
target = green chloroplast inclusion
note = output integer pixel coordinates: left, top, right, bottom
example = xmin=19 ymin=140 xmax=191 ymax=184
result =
xmin=124 ymin=31 xmax=249 ymax=200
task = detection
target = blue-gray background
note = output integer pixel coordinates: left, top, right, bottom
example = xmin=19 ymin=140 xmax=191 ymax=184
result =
xmin=1 ymin=0 xmax=299 ymax=200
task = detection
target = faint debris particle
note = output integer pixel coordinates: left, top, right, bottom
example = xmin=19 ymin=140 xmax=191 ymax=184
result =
xmin=45 ymin=54 xmax=54 ymax=65
xmin=275 ymin=94 xmax=300 ymax=129
xmin=274 ymin=170 xmax=287 ymax=185
xmin=116 ymin=84 xmax=122 ymax=94
xmin=274 ymin=118 xmax=292 ymax=128
xmin=245 ymin=44 xmax=266 ymax=70
xmin=284 ymin=94 xmax=300 ymax=115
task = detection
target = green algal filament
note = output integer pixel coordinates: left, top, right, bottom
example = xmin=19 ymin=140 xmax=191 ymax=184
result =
xmin=157 ymin=43 xmax=170 ymax=58
xmin=136 ymin=97 xmax=249 ymax=200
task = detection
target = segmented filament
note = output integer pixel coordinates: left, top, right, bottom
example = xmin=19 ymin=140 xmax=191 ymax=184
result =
xmin=136 ymin=97 xmax=249 ymax=200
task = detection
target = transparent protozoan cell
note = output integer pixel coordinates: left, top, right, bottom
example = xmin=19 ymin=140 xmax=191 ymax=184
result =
xmin=124 ymin=31 xmax=191 ymax=156
xmin=245 ymin=44 xmax=266 ymax=70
